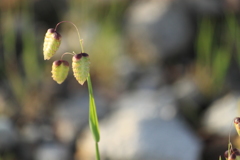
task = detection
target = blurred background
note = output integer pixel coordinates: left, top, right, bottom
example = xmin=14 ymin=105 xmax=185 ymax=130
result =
xmin=1 ymin=0 xmax=240 ymax=160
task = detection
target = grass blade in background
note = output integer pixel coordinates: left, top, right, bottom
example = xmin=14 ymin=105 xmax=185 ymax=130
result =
xmin=196 ymin=18 xmax=215 ymax=66
xmin=194 ymin=14 xmax=240 ymax=96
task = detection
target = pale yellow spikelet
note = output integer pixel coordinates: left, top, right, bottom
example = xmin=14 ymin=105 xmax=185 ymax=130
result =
xmin=43 ymin=28 xmax=61 ymax=60
xmin=72 ymin=53 xmax=90 ymax=85
xmin=51 ymin=60 xmax=69 ymax=84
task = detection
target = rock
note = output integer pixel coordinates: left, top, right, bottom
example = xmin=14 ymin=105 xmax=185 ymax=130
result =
xmin=76 ymin=88 xmax=202 ymax=160
xmin=185 ymin=0 xmax=223 ymax=15
xmin=201 ymin=93 xmax=240 ymax=136
xmin=132 ymin=66 xmax=164 ymax=89
xmin=122 ymin=65 xmax=165 ymax=90
xmin=18 ymin=123 xmax=55 ymax=160
xmin=21 ymin=123 xmax=53 ymax=143
xmin=173 ymin=76 xmax=201 ymax=101
xmin=0 ymin=116 xmax=18 ymax=151
xmin=172 ymin=76 xmax=206 ymax=124
xmin=35 ymin=142 xmax=70 ymax=160
xmin=125 ymin=0 xmax=194 ymax=63
xmin=54 ymin=92 xmax=108 ymax=144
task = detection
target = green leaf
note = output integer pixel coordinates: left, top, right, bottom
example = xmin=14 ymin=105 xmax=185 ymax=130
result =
xmin=87 ymin=75 xmax=100 ymax=142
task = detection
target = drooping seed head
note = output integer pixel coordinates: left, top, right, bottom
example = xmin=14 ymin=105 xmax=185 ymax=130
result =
xmin=225 ymin=149 xmax=240 ymax=160
xmin=233 ymin=149 xmax=240 ymax=156
xmin=234 ymin=117 xmax=240 ymax=124
xmin=228 ymin=153 xmax=236 ymax=160
xmin=234 ymin=117 xmax=240 ymax=136
xmin=43 ymin=28 xmax=62 ymax=60
xmin=225 ymin=150 xmax=230 ymax=158
xmin=72 ymin=53 xmax=90 ymax=85
xmin=51 ymin=60 xmax=69 ymax=84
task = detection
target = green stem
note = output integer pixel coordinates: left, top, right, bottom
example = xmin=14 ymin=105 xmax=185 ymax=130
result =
xmin=95 ymin=142 xmax=100 ymax=160
xmin=58 ymin=21 xmax=101 ymax=159
xmin=55 ymin=21 xmax=84 ymax=52
xmin=87 ymin=75 xmax=100 ymax=142
xmin=87 ymin=75 xmax=101 ymax=160
xmin=60 ymin=52 xmax=75 ymax=60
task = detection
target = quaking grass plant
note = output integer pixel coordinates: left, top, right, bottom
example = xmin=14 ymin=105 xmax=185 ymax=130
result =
xmin=219 ymin=117 xmax=240 ymax=160
xmin=43 ymin=21 xmax=100 ymax=160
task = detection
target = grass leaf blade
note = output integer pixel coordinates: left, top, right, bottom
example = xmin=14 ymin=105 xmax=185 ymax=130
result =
xmin=87 ymin=75 xmax=100 ymax=142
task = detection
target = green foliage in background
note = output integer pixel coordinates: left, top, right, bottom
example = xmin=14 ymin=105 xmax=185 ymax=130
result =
xmin=1 ymin=0 xmax=49 ymax=119
xmin=195 ymin=13 xmax=240 ymax=96
xmin=64 ymin=0 xmax=129 ymax=89
xmin=0 ymin=0 xmax=129 ymax=159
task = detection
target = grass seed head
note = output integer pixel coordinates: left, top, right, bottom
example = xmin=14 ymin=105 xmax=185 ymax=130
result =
xmin=224 ymin=148 xmax=240 ymax=160
xmin=51 ymin=60 xmax=69 ymax=84
xmin=234 ymin=117 xmax=240 ymax=136
xmin=72 ymin=53 xmax=90 ymax=85
xmin=43 ymin=28 xmax=61 ymax=60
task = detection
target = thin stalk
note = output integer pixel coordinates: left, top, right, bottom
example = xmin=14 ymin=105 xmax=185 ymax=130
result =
xmin=95 ymin=142 xmax=100 ymax=160
xmin=55 ymin=21 xmax=84 ymax=52
xmin=61 ymin=52 xmax=75 ymax=60
xmin=87 ymin=75 xmax=100 ymax=160
xmin=74 ymin=23 xmax=101 ymax=160
xmin=87 ymin=75 xmax=100 ymax=142
xmin=44 ymin=21 xmax=101 ymax=160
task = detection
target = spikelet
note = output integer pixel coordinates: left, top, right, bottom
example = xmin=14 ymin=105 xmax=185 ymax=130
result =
xmin=43 ymin=28 xmax=61 ymax=60
xmin=51 ymin=60 xmax=69 ymax=84
xmin=224 ymin=149 xmax=240 ymax=160
xmin=234 ymin=117 xmax=240 ymax=136
xmin=72 ymin=53 xmax=90 ymax=85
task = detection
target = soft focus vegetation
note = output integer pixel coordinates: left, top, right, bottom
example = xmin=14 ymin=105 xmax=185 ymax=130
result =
xmin=1 ymin=0 xmax=240 ymax=160
xmin=194 ymin=13 xmax=240 ymax=97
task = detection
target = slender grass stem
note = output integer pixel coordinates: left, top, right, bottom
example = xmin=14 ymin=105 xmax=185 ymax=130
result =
xmin=53 ymin=21 xmax=101 ymax=160
xmin=95 ymin=142 xmax=100 ymax=160
xmin=55 ymin=21 xmax=84 ymax=52
xmin=87 ymin=75 xmax=100 ymax=160
xmin=76 ymin=23 xmax=101 ymax=159
xmin=60 ymin=52 xmax=75 ymax=60
xmin=87 ymin=75 xmax=100 ymax=142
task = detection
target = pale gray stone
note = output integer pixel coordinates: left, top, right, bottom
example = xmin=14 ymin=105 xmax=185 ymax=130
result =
xmin=0 ymin=116 xmax=17 ymax=151
xmin=125 ymin=0 xmax=194 ymax=60
xmin=201 ymin=93 xmax=240 ymax=136
xmin=35 ymin=143 xmax=70 ymax=160
xmin=54 ymin=92 xmax=108 ymax=144
xmin=77 ymin=88 xmax=202 ymax=160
